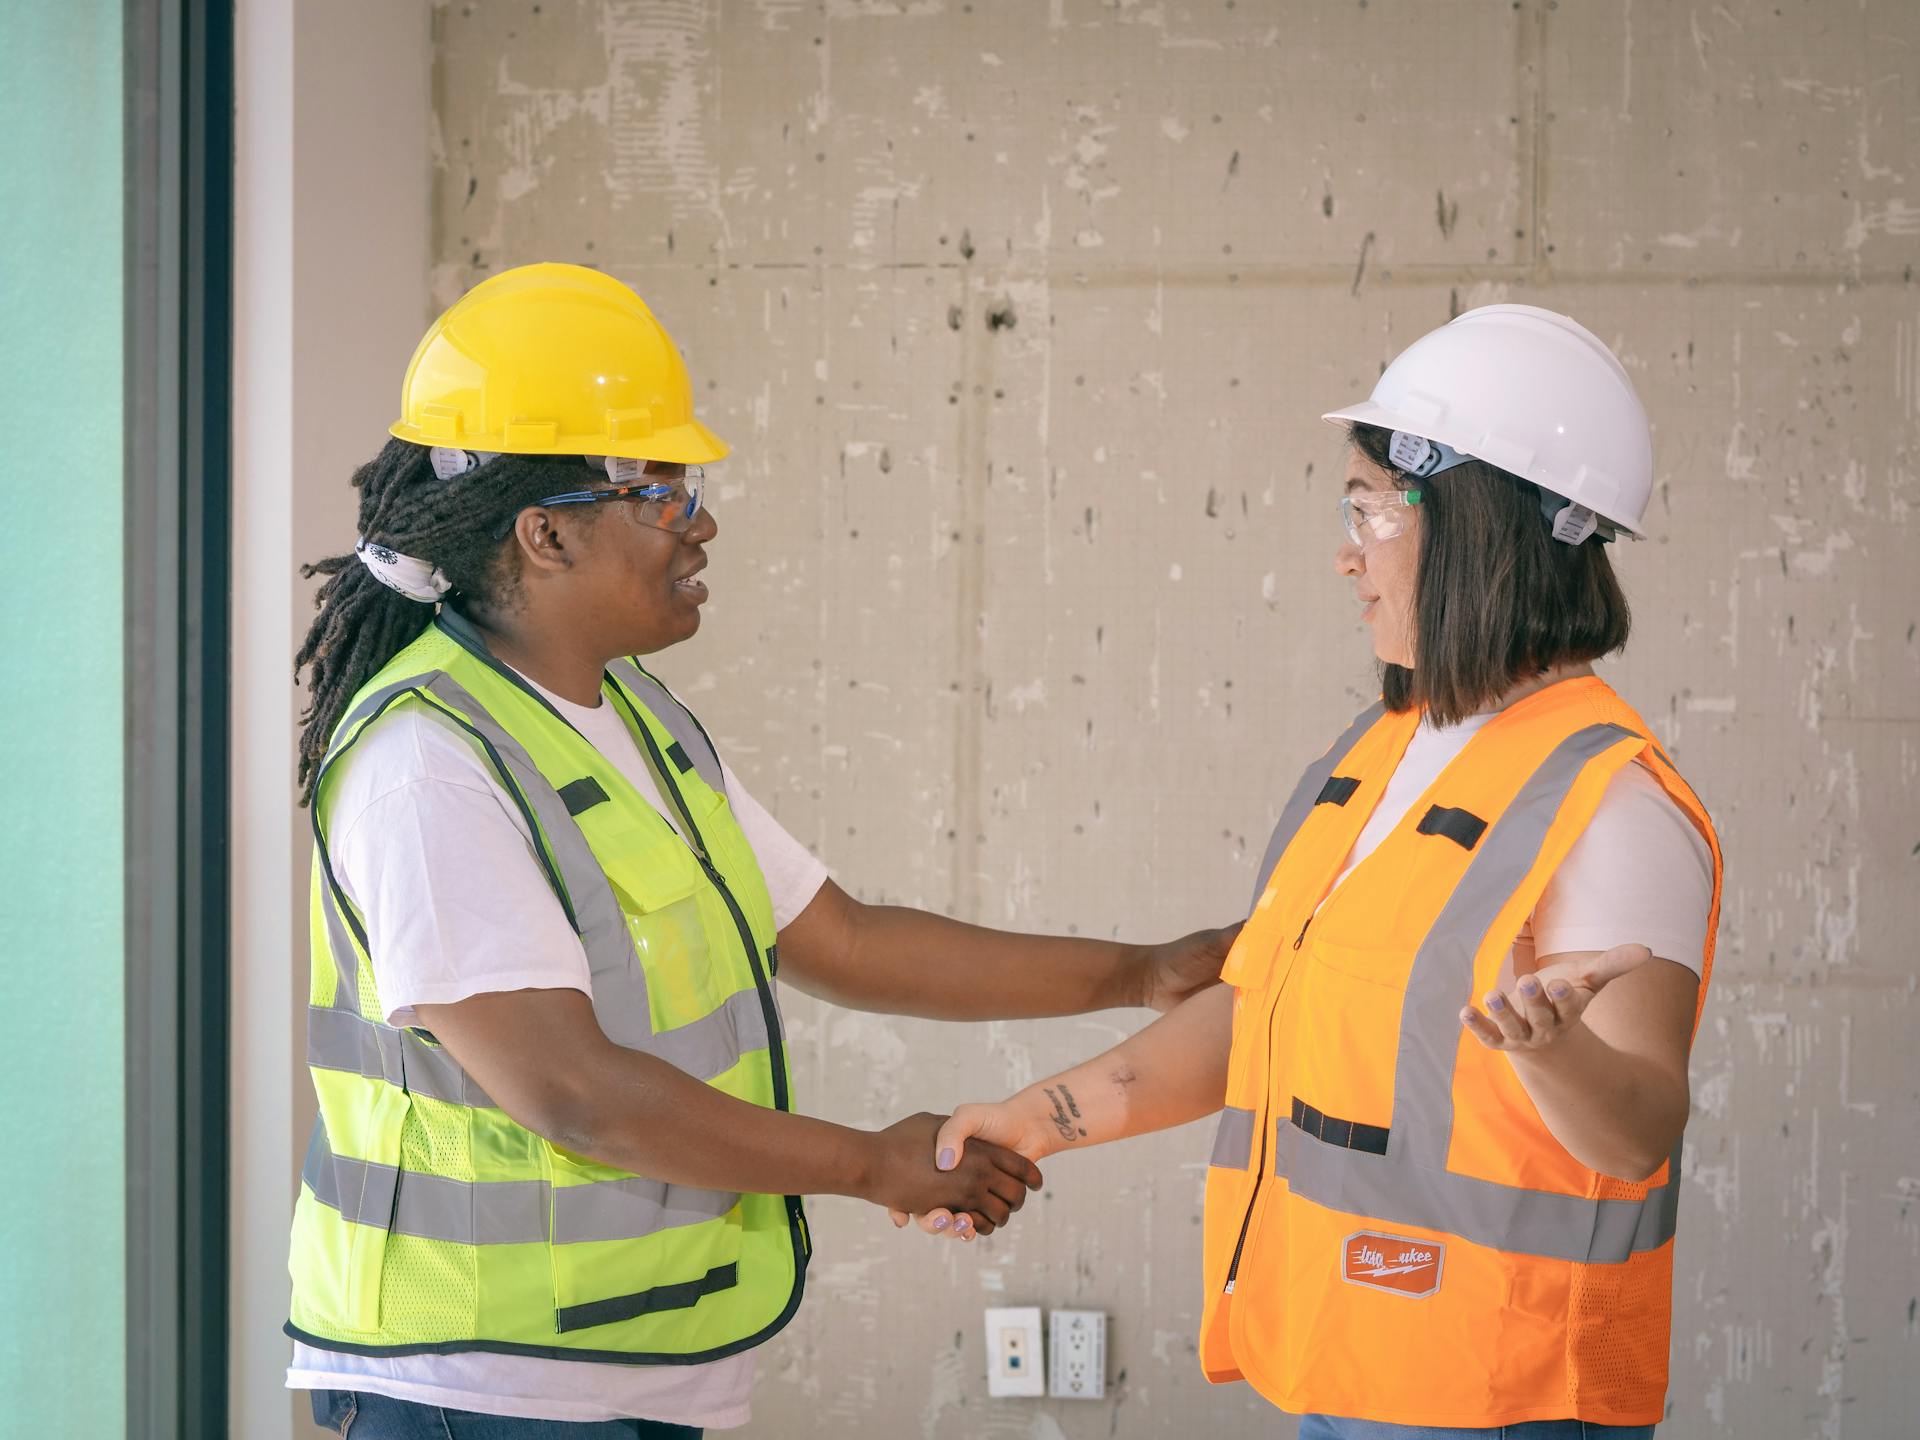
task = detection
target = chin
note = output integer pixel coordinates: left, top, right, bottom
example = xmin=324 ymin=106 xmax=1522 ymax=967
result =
xmin=1372 ymin=641 xmax=1413 ymax=668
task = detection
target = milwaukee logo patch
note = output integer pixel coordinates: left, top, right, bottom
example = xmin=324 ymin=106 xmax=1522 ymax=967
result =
xmin=1342 ymin=1230 xmax=1444 ymax=1297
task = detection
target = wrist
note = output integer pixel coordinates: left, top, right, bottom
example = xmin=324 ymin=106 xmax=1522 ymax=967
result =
xmin=835 ymin=1125 xmax=885 ymax=1203
xmin=1106 ymin=943 xmax=1153 ymax=1012
xmin=1016 ymin=1081 xmax=1084 ymax=1159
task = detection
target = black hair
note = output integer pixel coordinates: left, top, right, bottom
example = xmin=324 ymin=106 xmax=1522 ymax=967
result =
xmin=293 ymin=439 xmax=594 ymax=805
xmin=1348 ymin=422 xmax=1632 ymax=725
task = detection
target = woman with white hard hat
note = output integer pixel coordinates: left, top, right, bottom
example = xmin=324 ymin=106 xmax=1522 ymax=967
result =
xmin=918 ymin=306 xmax=1721 ymax=1438
xmin=284 ymin=262 xmax=1237 ymax=1438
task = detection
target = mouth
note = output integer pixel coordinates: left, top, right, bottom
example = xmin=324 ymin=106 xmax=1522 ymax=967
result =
xmin=672 ymin=557 xmax=708 ymax=604
xmin=1357 ymin=591 xmax=1380 ymax=621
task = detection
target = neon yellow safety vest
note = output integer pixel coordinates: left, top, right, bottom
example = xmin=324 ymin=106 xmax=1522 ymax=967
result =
xmin=286 ymin=611 xmax=808 ymax=1363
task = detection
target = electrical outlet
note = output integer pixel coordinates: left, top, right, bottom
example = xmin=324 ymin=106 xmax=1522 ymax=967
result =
xmin=983 ymin=1305 xmax=1045 ymax=1397
xmin=1047 ymin=1309 xmax=1107 ymax=1399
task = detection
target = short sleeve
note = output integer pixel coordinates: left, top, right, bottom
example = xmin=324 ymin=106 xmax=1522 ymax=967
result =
xmin=718 ymin=760 xmax=831 ymax=930
xmin=1529 ymin=759 xmax=1714 ymax=975
xmin=328 ymin=711 xmax=594 ymax=1028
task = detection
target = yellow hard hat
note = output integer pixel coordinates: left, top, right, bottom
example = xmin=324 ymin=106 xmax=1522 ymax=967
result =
xmin=390 ymin=262 xmax=729 ymax=465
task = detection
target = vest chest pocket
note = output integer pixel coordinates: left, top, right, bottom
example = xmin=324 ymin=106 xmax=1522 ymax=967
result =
xmin=1282 ymin=936 xmax=1413 ymax=1139
xmin=607 ymin=861 xmax=736 ymax=1047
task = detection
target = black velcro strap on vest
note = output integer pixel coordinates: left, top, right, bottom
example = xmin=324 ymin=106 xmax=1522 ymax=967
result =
xmin=1315 ymin=775 xmax=1362 ymax=807
xmin=1416 ymin=804 xmax=1488 ymax=851
xmin=666 ymin=741 xmax=696 ymax=775
xmin=554 ymin=1261 xmax=740 ymax=1334
xmin=557 ymin=776 xmax=610 ymax=815
xmin=1291 ymin=1096 xmax=1389 ymax=1156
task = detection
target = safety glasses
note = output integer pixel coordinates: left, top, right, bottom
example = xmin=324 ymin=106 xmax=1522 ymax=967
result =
xmin=495 ymin=465 xmax=706 ymax=540
xmin=1339 ymin=487 xmax=1422 ymax=549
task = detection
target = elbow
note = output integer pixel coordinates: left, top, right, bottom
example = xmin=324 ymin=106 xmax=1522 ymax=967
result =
xmin=1616 ymin=1150 xmax=1671 ymax=1185
xmin=509 ymin=1073 xmax=612 ymax=1159
xmin=1590 ymin=1115 xmax=1688 ymax=1185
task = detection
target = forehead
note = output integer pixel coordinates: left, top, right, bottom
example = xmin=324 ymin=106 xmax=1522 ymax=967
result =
xmin=1343 ymin=447 xmax=1394 ymax=492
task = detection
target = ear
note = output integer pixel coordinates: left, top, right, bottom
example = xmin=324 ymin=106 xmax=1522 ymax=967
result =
xmin=509 ymin=506 xmax=576 ymax=576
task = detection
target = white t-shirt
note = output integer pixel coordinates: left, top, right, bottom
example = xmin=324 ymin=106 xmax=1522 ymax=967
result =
xmin=1325 ymin=711 xmax=1713 ymax=975
xmin=286 ymin=670 xmax=830 ymax=1427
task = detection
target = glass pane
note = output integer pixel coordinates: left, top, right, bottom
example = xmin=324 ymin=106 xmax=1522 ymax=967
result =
xmin=0 ymin=3 xmax=126 ymax=1433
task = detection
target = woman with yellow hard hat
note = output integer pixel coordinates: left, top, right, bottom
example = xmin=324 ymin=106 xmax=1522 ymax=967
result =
xmin=285 ymin=263 xmax=1236 ymax=1438
xmin=918 ymin=307 xmax=1721 ymax=1439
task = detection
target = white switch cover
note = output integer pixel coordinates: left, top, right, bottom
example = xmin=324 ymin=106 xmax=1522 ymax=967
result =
xmin=1047 ymin=1309 xmax=1107 ymax=1399
xmin=983 ymin=1305 xmax=1045 ymax=1397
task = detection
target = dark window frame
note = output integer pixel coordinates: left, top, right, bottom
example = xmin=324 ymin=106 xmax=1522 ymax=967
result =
xmin=124 ymin=0 xmax=233 ymax=1436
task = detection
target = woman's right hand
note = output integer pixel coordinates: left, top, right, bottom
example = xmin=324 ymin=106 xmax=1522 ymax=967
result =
xmin=864 ymin=1112 xmax=1043 ymax=1237
xmin=890 ymin=1093 xmax=1058 ymax=1241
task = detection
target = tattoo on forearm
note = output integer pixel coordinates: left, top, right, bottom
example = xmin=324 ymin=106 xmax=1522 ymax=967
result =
xmin=1043 ymin=1085 xmax=1088 ymax=1142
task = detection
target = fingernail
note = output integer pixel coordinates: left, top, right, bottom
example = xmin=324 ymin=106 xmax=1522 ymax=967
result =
xmin=956 ymin=1216 xmax=972 ymax=1233
xmin=1487 ymin=994 xmax=1506 ymax=1011
xmin=933 ymin=1215 xmax=949 ymax=1232
xmin=1547 ymin=982 xmax=1571 ymax=1000
xmin=937 ymin=1148 xmax=956 ymax=1172
xmin=1518 ymin=977 xmax=1540 ymax=996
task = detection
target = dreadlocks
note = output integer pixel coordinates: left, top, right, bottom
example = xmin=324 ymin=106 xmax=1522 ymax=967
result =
xmin=293 ymin=438 xmax=592 ymax=805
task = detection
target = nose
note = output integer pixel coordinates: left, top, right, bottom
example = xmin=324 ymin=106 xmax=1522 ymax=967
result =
xmin=685 ymin=502 xmax=718 ymax=545
xmin=1334 ymin=537 xmax=1364 ymax=577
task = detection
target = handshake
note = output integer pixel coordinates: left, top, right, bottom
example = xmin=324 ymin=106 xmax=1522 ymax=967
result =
xmin=860 ymin=1110 xmax=1044 ymax=1241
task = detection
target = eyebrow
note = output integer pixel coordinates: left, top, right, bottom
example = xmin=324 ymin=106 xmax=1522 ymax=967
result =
xmin=1344 ymin=476 xmax=1371 ymax=494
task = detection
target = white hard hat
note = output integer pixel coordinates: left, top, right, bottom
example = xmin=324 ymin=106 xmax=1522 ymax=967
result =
xmin=1322 ymin=304 xmax=1654 ymax=539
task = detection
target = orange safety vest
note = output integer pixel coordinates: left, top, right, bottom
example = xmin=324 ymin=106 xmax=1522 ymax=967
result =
xmin=1200 ymin=676 xmax=1720 ymax=1428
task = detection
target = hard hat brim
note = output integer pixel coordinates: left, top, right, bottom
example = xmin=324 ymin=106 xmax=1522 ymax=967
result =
xmin=389 ymin=415 xmax=731 ymax=467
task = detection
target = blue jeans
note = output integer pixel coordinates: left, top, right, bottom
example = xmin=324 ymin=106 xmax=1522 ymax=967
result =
xmin=310 ymin=1390 xmax=703 ymax=1439
xmin=1299 ymin=1420 xmax=1653 ymax=1440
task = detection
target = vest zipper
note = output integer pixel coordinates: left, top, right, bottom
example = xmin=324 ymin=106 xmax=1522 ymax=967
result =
xmin=613 ymin=687 xmax=812 ymax=1252
xmin=1223 ymin=915 xmax=1305 ymax=1295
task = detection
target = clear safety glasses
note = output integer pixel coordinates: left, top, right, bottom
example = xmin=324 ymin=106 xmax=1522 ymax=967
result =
xmin=1339 ymin=486 xmax=1422 ymax=549
xmin=499 ymin=465 xmax=706 ymax=539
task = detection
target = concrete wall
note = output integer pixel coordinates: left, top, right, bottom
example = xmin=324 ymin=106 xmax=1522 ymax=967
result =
xmin=421 ymin=1 xmax=1917 ymax=1434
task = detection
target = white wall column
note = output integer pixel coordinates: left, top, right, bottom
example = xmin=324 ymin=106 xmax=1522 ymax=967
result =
xmin=230 ymin=3 xmax=432 ymax=1434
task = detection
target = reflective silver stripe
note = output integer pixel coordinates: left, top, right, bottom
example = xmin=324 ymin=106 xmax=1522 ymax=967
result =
xmin=305 ymin=1131 xmax=547 ymax=1244
xmin=302 ymin=1122 xmax=740 ymax=1246
xmin=1390 ymin=722 xmax=1642 ymax=1165
xmin=320 ymin=672 xmax=443 ymax=772
xmin=553 ymin=1178 xmax=740 ymax=1246
xmin=318 ymin=878 xmax=363 ymax=1017
xmin=1251 ymin=702 xmax=1386 ymax=914
xmin=419 ymin=673 xmax=654 ymax=1049
xmin=606 ymin=658 xmax=725 ymax=796
xmin=306 ymin=1006 xmax=496 ymax=1108
xmin=1209 ymin=1106 xmax=1257 ymax=1170
xmin=308 ymin=988 xmax=762 ymax=1102
xmin=1276 ymin=1118 xmax=1679 ymax=1263
xmin=645 ymin=987 xmax=769 ymax=1080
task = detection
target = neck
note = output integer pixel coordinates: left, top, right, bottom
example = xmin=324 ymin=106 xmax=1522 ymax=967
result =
xmin=465 ymin=607 xmax=611 ymax=707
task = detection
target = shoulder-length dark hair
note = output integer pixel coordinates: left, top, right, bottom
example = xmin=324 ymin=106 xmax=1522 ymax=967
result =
xmin=1348 ymin=422 xmax=1631 ymax=725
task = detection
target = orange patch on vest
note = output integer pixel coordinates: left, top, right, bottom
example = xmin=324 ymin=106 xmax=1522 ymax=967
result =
xmin=1341 ymin=1231 xmax=1445 ymax=1297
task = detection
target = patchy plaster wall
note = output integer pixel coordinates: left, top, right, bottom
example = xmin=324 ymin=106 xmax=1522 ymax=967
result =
xmin=427 ymin=2 xmax=1918 ymax=1434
